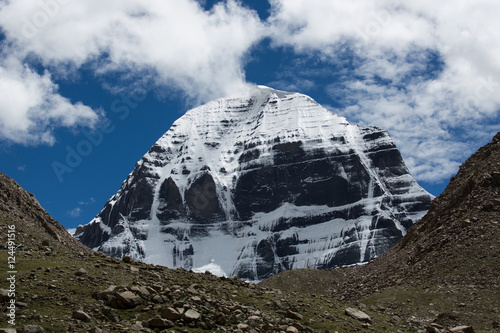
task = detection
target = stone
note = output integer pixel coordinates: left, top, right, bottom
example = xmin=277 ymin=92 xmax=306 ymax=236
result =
xmin=130 ymin=286 xmax=150 ymax=297
xmin=94 ymin=285 xmax=118 ymax=304
xmin=0 ymin=328 xmax=17 ymax=333
xmin=152 ymin=295 xmax=164 ymax=303
xmin=73 ymin=310 xmax=92 ymax=322
xmin=161 ymin=307 xmax=181 ymax=321
xmin=75 ymin=268 xmax=88 ymax=276
xmin=122 ymin=255 xmax=133 ymax=263
xmin=237 ymin=323 xmax=249 ymax=330
xmin=450 ymin=326 xmax=475 ymax=333
xmin=286 ymin=327 xmax=300 ymax=333
xmin=130 ymin=322 xmax=144 ymax=331
xmin=345 ymin=308 xmax=372 ymax=323
xmin=88 ymin=328 xmax=103 ymax=333
xmin=272 ymin=300 xmax=283 ymax=309
xmin=0 ymin=289 xmax=11 ymax=302
xmin=286 ymin=310 xmax=303 ymax=321
xmin=147 ymin=317 xmax=174 ymax=329
xmin=247 ymin=315 xmax=261 ymax=326
xmin=215 ymin=312 xmax=227 ymax=325
xmin=19 ymin=326 xmax=45 ymax=333
xmin=116 ymin=291 xmax=143 ymax=309
xmin=291 ymin=323 xmax=304 ymax=331
xmin=191 ymin=296 xmax=202 ymax=304
xmin=183 ymin=309 xmax=201 ymax=322
xmin=491 ymin=171 xmax=500 ymax=186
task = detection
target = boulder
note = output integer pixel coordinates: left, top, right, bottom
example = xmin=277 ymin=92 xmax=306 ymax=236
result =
xmin=73 ymin=310 xmax=92 ymax=322
xmin=286 ymin=310 xmax=303 ymax=321
xmin=161 ymin=307 xmax=181 ymax=321
xmin=0 ymin=289 xmax=10 ymax=302
xmin=116 ymin=291 xmax=143 ymax=309
xmin=450 ymin=326 xmax=475 ymax=333
xmin=95 ymin=285 xmax=117 ymax=300
xmin=147 ymin=317 xmax=174 ymax=329
xmin=183 ymin=309 xmax=201 ymax=322
xmin=345 ymin=307 xmax=372 ymax=323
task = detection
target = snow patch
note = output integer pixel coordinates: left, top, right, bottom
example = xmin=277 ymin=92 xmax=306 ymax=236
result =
xmin=192 ymin=259 xmax=227 ymax=277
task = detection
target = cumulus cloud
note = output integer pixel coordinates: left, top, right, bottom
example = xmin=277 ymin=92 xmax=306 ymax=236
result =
xmin=1 ymin=0 xmax=264 ymax=97
xmin=0 ymin=0 xmax=264 ymax=145
xmin=267 ymin=0 xmax=500 ymax=182
xmin=0 ymin=0 xmax=498 ymax=185
xmin=0 ymin=56 xmax=99 ymax=145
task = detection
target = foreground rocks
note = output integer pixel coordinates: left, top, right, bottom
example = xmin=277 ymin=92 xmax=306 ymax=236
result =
xmin=92 ymin=278 xmax=316 ymax=332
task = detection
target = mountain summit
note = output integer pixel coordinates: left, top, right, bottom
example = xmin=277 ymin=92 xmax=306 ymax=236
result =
xmin=75 ymin=86 xmax=432 ymax=280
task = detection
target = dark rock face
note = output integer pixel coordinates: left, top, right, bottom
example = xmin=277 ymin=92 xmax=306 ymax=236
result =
xmin=185 ymin=173 xmax=225 ymax=222
xmin=75 ymin=86 xmax=432 ymax=281
xmin=157 ymin=177 xmax=184 ymax=220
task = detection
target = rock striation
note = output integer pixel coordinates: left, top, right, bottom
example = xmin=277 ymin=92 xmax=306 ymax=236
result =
xmin=75 ymin=86 xmax=432 ymax=280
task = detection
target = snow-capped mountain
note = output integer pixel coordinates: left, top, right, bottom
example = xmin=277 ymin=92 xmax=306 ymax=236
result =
xmin=75 ymin=86 xmax=432 ymax=281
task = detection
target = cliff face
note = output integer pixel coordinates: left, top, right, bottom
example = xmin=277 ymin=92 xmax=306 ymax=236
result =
xmin=75 ymin=86 xmax=432 ymax=281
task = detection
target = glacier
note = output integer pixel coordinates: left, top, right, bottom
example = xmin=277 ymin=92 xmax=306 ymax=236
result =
xmin=75 ymin=86 xmax=432 ymax=281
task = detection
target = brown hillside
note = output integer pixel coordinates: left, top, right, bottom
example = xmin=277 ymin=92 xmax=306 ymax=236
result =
xmin=0 ymin=172 xmax=93 ymax=254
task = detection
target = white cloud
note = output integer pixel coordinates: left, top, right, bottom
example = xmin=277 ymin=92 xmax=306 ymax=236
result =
xmin=67 ymin=206 xmax=82 ymax=218
xmin=0 ymin=0 xmax=264 ymax=98
xmin=78 ymin=197 xmax=96 ymax=206
xmin=0 ymin=0 xmax=264 ymax=145
xmin=267 ymin=0 xmax=500 ymax=182
xmin=0 ymin=56 xmax=99 ymax=145
xmin=1 ymin=0 xmax=498 ymax=185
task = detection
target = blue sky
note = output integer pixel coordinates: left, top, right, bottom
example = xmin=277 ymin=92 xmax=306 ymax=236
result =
xmin=0 ymin=0 xmax=499 ymax=230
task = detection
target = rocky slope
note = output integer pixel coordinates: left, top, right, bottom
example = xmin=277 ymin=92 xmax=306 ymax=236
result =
xmin=75 ymin=86 xmax=432 ymax=281
xmin=262 ymin=132 xmax=500 ymax=332
xmin=0 ymin=172 xmax=92 ymax=255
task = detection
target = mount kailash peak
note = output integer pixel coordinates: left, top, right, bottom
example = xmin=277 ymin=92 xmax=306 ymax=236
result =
xmin=75 ymin=86 xmax=432 ymax=281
